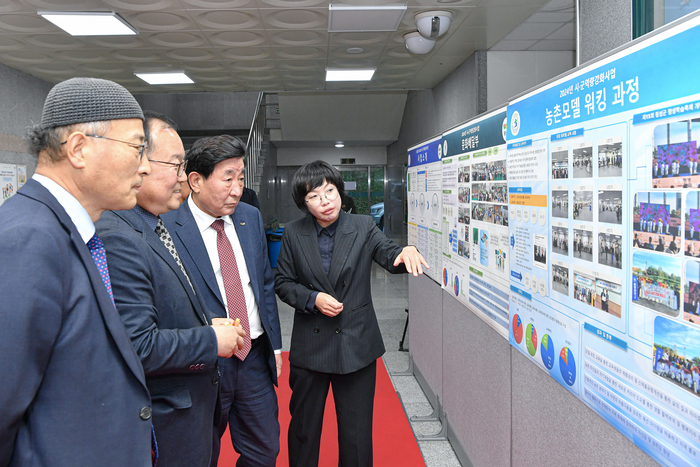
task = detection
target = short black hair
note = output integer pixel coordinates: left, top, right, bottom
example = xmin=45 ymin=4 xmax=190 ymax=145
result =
xmin=185 ymin=134 xmax=246 ymax=179
xmin=291 ymin=160 xmax=345 ymax=214
xmin=143 ymin=110 xmax=178 ymax=155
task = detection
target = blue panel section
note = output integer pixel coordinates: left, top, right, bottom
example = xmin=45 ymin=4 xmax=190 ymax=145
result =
xmin=508 ymin=23 xmax=700 ymax=139
xmin=470 ymin=272 xmax=510 ymax=301
xmin=507 ymin=139 xmax=532 ymax=150
xmin=510 ymin=285 xmax=531 ymax=300
xmin=407 ymin=136 xmax=442 ymax=168
xmin=583 ymin=322 xmax=628 ymax=350
xmin=509 ymin=186 xmax=532 ymax=194
xmin=442 ymin=111 xmax=507 ymax=156
xmin=551 ymin=128 xmax=584 ymax=141
xmin=633 ymin=99 xmax=700 ymax=124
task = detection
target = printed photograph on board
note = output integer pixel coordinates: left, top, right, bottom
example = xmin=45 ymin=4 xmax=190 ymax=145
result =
xmin=572 ymin=143 xmax=593 ymax=178
xmin=598 ymin=189 xmax=622 ymax=224
xmin=684 ymin=191 xmax=700 ymax=258
xmin=632 ymin=250 xmax=681 ymax=317
xmin=652 ymin=120 xmax=700 ymax=189
xmin=551 ymin=146 xmax=569 ymax=179
xmin=552 ymin=225 xmax=569 ymax=256
xmin=573 ymin=189 xmax=593 ymax=222
xmin=598 ymin=232 xmax=622 ymax=269
xmin=552 ymin=263 xmax=570 ymax=296
xmin=573 ymin=227 xmax=594 ymax=262
xmin=653 ymin=316 xmax=700 ymax=398
xmin=633 ymin=191 xmax=682 ymax=254
xmin=597 ymin=136 xmax=623 ymax=177
xmin=552 ymin=189 xmax=569 ymax=219
xmin=683 ymin=259 xmax=700 ymax=327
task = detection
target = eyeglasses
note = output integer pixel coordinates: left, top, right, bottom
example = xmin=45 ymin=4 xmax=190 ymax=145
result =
xmin=60 ymin=134 xmax=147 ymax=159
xmin=305 ymin=186 xmax=339 ymax=207
xmin=148 ymin=159 xmax=187 ymax=177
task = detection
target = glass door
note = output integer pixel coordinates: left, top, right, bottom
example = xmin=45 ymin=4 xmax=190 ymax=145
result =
xmin=337 ymin=165 xmax=386 ymax=229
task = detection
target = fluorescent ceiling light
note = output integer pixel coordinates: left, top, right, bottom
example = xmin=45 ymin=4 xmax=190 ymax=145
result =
xmin=135 ymin=72 xmax=194 ymax=85
xmin=326 ymin=68 xmax=375 ymax=82
xmin=335 ymin=142 xmax=345 ymax=148
xmin=38 ymin=11 xmax=138 ymax=36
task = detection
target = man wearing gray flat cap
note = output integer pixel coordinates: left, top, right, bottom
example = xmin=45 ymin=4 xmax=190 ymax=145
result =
xmin=0 ymin=77 xmax=155 ymax=467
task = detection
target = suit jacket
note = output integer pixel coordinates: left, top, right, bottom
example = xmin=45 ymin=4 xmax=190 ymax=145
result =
xmin=0 ymin=179 xmax=152 ymax=467
xmin=162 ymin=199 xmax=282 ymax=385
xmin=95 ymin=209 xmax=220 ymax=467
xmin=275 ymin=211 xmax=405 ymax=374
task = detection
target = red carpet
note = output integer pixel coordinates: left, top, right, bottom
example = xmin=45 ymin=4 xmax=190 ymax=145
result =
xmin=217 ymin=353 xmax=425 ymax=466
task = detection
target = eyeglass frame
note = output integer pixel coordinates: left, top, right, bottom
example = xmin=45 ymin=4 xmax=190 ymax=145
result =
xmin=305 ymin=186 xmax=339 ymax=207
xmin=60 ymin=134 xmax=147 ymax=160
xmin=148 ymin=158 xmax=188 ymax=177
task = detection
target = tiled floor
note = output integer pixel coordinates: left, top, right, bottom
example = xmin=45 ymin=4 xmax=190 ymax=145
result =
xmin=276 ymin=263 xmax=462 ymax=467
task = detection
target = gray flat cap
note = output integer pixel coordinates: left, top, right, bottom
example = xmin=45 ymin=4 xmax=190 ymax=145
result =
xmin=41 ymin=77 xmax=144 ymax=129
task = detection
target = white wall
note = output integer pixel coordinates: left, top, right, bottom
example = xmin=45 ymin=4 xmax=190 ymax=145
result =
xmin=275 ymin=146 xmax=387 ymax=166
xmin=487 ymin=51 xmax=576 ymax=109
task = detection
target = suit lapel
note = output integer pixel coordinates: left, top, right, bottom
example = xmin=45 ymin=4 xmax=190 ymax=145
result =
xmin=20 ymin=181 xmax=147 ymax=387
xmin=171 ymin=202 xmax=224 ymax=307
xmin=231 ymin=208 xmax=260 ymax=305
xmin=298 ymin=215 xmax=335 ymax=294
xmin=327 ymin=211 xmax=357 ymax=289
xmin=118 ymin=210 xmax=209 ymax=326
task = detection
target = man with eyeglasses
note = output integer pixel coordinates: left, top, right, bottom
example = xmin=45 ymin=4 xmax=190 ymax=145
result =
xmin=0 ymin=77 xmax=155 ymax=466
xmin=95 ymin=111 xmax=246 ymax=467
xmin=275 ymin=160 xmax=428 ymax=467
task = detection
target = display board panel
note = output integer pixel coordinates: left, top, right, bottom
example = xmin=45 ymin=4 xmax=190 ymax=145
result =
xmin=506 ymin=14 xmax=700 ymax=467
xmin=441 ymin=109 xmax=510 ymax=338
xmin=0 ymin=163 xmax=17 ymax=207
xmin=407 ymin=136 xmax=443 ymax=284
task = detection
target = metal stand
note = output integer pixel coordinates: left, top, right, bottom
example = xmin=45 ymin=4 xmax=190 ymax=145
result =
xmin=390 ymin=353 xmax=415 ymax=377
xmin=398 ymin=308 xmax=409 ymax=352
xmin=410 ymin=394 xmax=442 ymax=422
xmin=416 ymin=412 xmax=449 ymax=441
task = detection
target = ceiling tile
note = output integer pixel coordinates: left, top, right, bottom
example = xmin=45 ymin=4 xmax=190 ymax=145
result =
xmin=146 ymin=31 xmax=209 ymax=47
xmin=229 ymin=60 xmax=277 ymax=71
xmin=110 ymin=48 xmax=164 ymax=62
xmin=528 ymin=38 xmax=575 ymax=50
xmin=181 ymin=60 xmax=228 ymax=71
xmin=55 ymin=48 xmax=108 ymax=62
xmin=189 ymin=9 xmax=263 ymax=29
xmin=269 ymin=29 xmax=328 ymax=46
xmin=23 ymin=33 xmax=86 ymax=49
xmin=219 ymin=46 xmax=274 ymax=60
xmin=526 ymin=11 xmax=573 ymax=22
xmin=261 ymin=8 xmax=328 ymax=29
xmin=326 ymin=57 xmax=377 ymax=69
xmin=504 ymin=21 xmax=563 ymax=40
xmin=276 ymin=58 xmax=326 ymax=70
xmin=329 ymin=45 xmax=382 ymax=60
xmin=206 ymin=30 xmax=269 ymax=47
xmin=546 ymin=21 xmax=574 ymax=40
xmin=79 ymin=35 xmax=149 ymax=49
xmin=490 ymin=39 xmax=537 ymax=50
xmin=165 ymin=47 xmax=219 ymax=60
xmin=181 ymin=0 xmax=257 ymax=8
xmin=0 ymin=36 xmax=26 ymax=51
xmin=272 ymin=45 xmax=327 ymax=60
xmin=0 ymin=13 xmax=56 ymax=33
xmin=329 ymin=31 xmax=391 ymax=46
xmin=123 ymin=10 xmax=196 ymax=31
xmin=256 ymin=0 xmax=329 ymax=8
xmin=101 ymin=0 xmax=180 ymax=12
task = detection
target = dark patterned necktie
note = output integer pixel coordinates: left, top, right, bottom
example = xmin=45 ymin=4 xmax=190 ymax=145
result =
xmin=155 ymin=218 xmax=194 ymax=293
xmin=87 ymin=234 xmax=115 ymax=307
xmin=211 ymin=219 xmax=251 ymax=360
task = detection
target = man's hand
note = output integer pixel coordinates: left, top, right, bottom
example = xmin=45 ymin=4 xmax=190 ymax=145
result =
xmin=393 ymin=246 xmax=429 ymax=276
xmin=275 ymin=353 xmax=283 ymax=378
xmin=315 ymin=292 xmax=343 ymax=317
xmin=211 ymin=319 xmax=246 ymax=358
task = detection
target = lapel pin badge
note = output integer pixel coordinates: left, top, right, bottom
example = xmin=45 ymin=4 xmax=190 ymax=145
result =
xmin=240 ymin=222 xmax=245 ymax=226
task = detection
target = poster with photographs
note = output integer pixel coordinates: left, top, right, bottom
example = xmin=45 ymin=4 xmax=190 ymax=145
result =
xmin=407 ymin=136 xmax=443 ymax=284
xmin=441 ymin=108 xmax=509 ymax=338
xmin=16 ymin=165 xmax=26 ymax=188
xmin=506 ymin=13 xmax=700 ymax=466
xmin=0 ymin=163 xmax=17 ymax=207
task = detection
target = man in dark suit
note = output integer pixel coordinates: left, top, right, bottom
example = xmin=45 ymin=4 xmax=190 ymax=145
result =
xmin=274 ymin=160 xmax=427 ymax=467
xmin=96 ymin=112 xmax=246 ymax=466
xmin=162 ymin=135 xmax=283 ymax=467
xmin=0 ymin=78 xmax=154 ymax=466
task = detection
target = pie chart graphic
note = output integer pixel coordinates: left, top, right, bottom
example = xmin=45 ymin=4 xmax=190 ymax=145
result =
xmin=454 ymin=275 xmax=460 ymax=296
xmin=526 ymin=323 xmax=537 ymax=357
xmin=559 ymin=347 xmax=577 ymax=386
xmin=540 ymin=334 xmax=554 ymax=370
xmin=443 ymin=268 xmax=448 ymax=286
xmin=512 ymin=314 xmax=523 ymax=344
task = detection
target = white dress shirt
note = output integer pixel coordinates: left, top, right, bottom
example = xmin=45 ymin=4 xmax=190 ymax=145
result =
xmin=188 ymin=195 xmax=264 ymax=340
xmin=32 ymin=174 xmax=94 ymax=243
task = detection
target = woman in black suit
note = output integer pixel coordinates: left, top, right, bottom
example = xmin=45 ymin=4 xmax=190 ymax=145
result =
xmin=275 ymin=161 xmax=428 ymax=467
